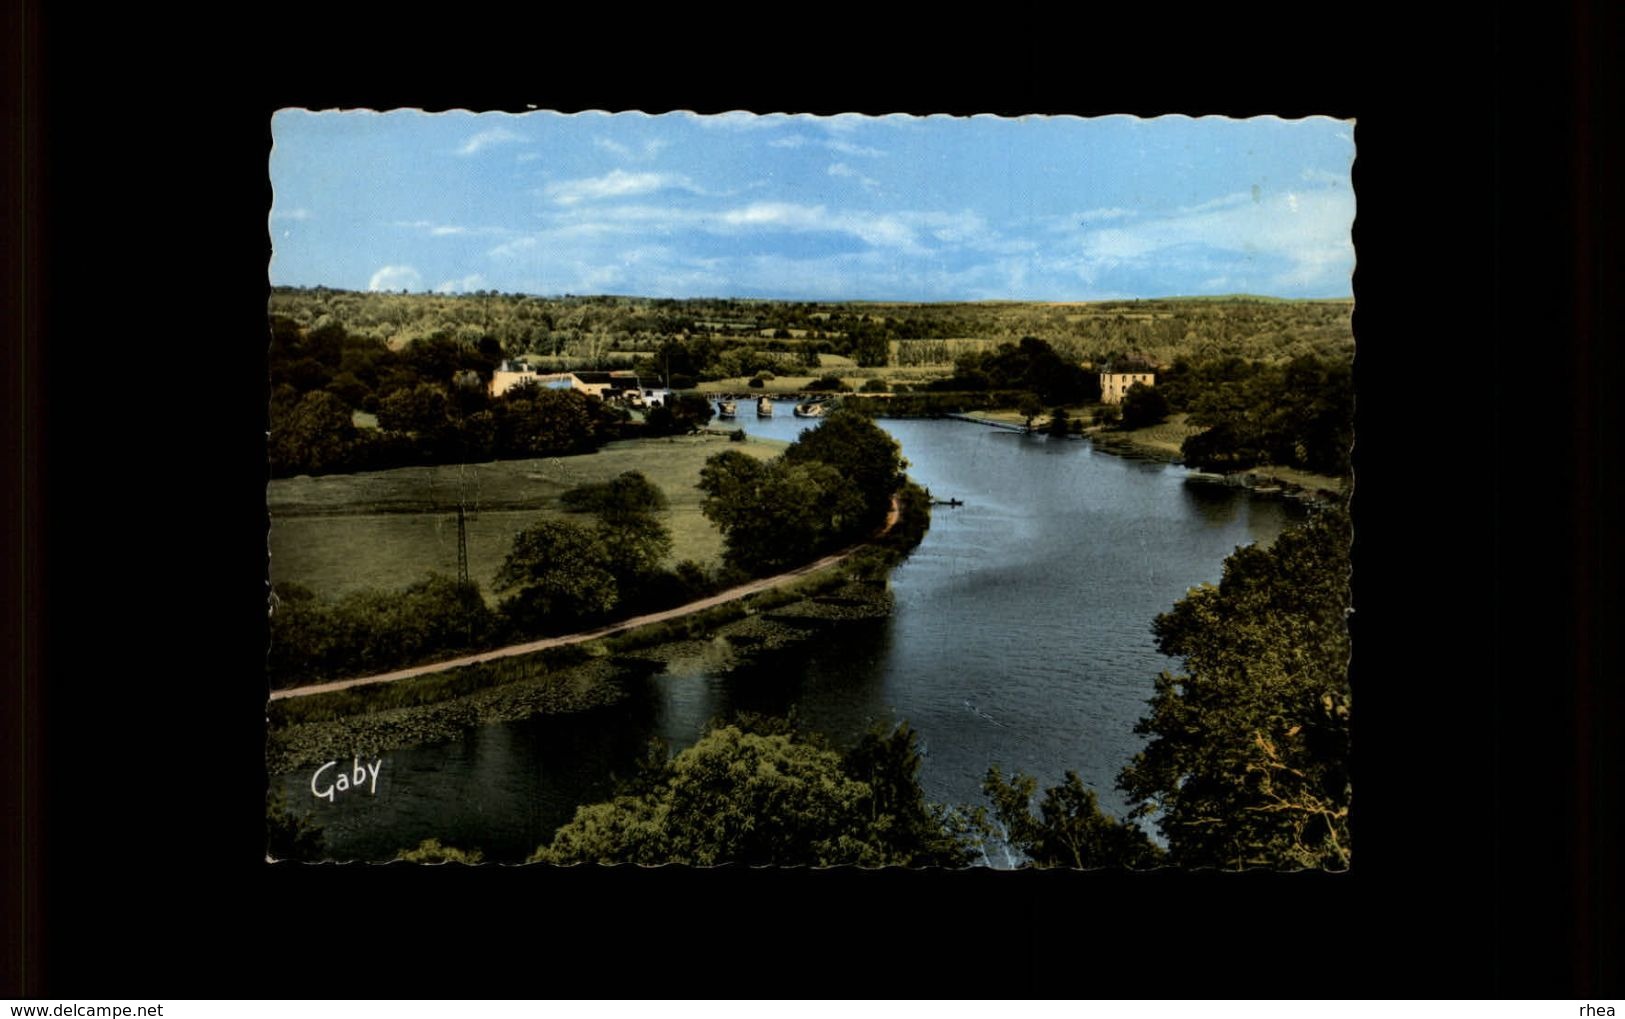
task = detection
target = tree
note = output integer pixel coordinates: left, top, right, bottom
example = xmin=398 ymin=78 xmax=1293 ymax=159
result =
xmin=983 ymin=767 xmax=1161 ymax=868
xmin=1016 ymin=392 xmax=1044 ymax=432
xmin=1117 ymin=509 xmax=1352 ymax=869
xmin=376 ymin=382 xmax=451 ymax=435
xmin=395 ymin=838 xmax=485 ymax=864
xmin=1119 ymin=381 xmax=1169 ymax=429
xmin=495 ymin=519 xmax=619 ymax=634
xmin=270 ymin=390 xmax=357 ymax=476
xmin=531 ymin=722 xmax=978 ymax=866
xmin=644 ymin=392 xmax=714 ymax=436
xmin=698 ymin=454 xmax=867 ymax=574
xmin=596 ymin=512 xmax=675 ymax=596
xmin=1046 ymin=406 xmax=1071 ymax=438
xmin=496 ymin=388 xmax=598 ymax=456
xmin=560 ymin=471 xmax=669 ymax=520
xmin=781 ymin=408 xmax=905 ymax=526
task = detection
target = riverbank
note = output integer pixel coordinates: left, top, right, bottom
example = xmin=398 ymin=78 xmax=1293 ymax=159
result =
xmin=931 ymin=406 xmax=1349 ymax=505
xmin=267 ymin=481 xmax=932 ymax=772
xmin=868 ymin=404 xmax=1348 ymax=505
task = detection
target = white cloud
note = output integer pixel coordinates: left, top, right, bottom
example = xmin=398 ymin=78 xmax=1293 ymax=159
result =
xmin=516 ymin=152 xmax=542 ymax=163
xmin=545 ymin=170 xmax=690 ymax=205
xmin=821 ymin=113 xmax=868 ymax=134
xmin=489 ymin=236 xmax=538 ymax=258
xmin=1301 ymin=167 xmax=1348 ymax=185
xmin=717 ymin=202 xmax=922 ymax=250
xmin=827 ymin=162 xmax=880 ymax=191
xmin=1075 ymin=207 xmax=1134 ymax=223
xmin=368 ymin=265 xmax=422 ymax=291
xmin=688 ymin=111 xmax=792 ymax=130
xmin=828 ymin=139 xmax=884 ymax=157
xmin=394 ymin=220 xmax=511 ymax=238
xmin=1064 ymin=185 xmax=1355 ymax=292
xmin=434 ymin=274 xmax=489 ymax=294
xmin=271 ymin=207 xmax=311 ymax=222
xmin=457 ymin=127 xmax=524 ymax=156
xmin=537 ymin=200 xmax=996 ymax=256
xmin=593 ymin=136 xmax=670 ymax=161
xmin=769 ymin=134 xmax=884 ymax=157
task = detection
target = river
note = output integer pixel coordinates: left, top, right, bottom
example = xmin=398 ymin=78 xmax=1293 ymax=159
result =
xmin=276 ymin=405 xmax=1305 ymax=863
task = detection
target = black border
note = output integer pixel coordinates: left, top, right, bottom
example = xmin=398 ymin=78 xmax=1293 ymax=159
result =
xmin=21 ymin=4 xmax=1618 ymax=998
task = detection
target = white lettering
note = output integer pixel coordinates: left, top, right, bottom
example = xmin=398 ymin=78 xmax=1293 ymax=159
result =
xmin=308 ymin=756 xmax=384 ymax=803
xmin=310 ymin=761 xmax=336 ymax=802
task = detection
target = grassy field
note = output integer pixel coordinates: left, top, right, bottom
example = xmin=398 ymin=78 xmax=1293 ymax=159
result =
xmin=1101 ymin=413 xmax=1206 ymax=456
xmin=267 ymin=434 xmax=784 ymax=601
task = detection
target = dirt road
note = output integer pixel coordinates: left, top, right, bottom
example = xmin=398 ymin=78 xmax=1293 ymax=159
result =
xmin=269 ymin=498 xmax=901 ymax=702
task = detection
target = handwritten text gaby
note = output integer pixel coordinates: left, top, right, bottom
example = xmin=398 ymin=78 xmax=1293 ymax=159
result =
xmin=311 ymin=757 xmax=382 ymax=802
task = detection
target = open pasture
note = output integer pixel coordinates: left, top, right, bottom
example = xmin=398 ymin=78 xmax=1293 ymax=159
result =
xmin=268 ymin=434 xmax=782 ymax=601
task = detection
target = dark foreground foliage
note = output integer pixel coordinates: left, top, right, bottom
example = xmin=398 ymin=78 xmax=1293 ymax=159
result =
xmin=989 ymin=508 xmax=1351 ymax=870
xmin=1122 ymin=507 xmax=1353 ymax=868
xmin=531 ymin=719 xmax=979 ymax=867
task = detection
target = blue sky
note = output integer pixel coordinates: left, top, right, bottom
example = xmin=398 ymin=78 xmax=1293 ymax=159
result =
xmin=269 ymin=110 xmax=1355 ymax=301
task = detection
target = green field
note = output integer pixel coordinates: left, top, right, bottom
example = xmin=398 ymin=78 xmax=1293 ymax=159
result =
xmin=267 ymin=434 xmax=784 ymax=601
xmin=1104 ymin=413 xmax=1206 ymax=456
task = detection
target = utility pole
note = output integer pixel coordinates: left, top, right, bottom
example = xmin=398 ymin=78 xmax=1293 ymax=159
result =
xmin=455 ymin=500 xmax=469 ymax=587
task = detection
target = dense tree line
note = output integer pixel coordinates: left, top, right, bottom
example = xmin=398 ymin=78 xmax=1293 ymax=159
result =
xmin=271 ymin=288 xmax=1353 ymax=378
xmin=1166 ymin=354 xmax=1354 ymax=476
xmin=269 ymin=315 xmax=633 ymax=477
xmin=921 ymin=337 xmax=1101 ymax=404
xmin=698 ymin=410 xmax=904 ymax=575
xmin=267 ymin=574 xmax=500 ymax=686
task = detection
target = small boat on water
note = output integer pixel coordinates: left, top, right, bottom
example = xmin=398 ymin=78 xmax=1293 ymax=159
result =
xmin=793 ymin=400 xmax=826 ymax=418
xmin=757 ymin=396 xmax=774 ymax=417
xmin=718 ymin=399 xmax=737 ymax=418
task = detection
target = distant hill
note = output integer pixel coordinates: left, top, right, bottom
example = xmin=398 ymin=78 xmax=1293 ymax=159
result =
xmin=268 ymin=287 xmax=1354 ymax=370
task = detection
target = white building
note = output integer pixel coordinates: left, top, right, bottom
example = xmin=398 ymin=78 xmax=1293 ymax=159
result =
xmin=1098 ymin=368 xmax=1157 ymax=404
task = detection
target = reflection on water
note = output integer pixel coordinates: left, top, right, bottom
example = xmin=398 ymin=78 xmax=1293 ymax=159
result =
xmin=281 ymin=418 xmax=1305 ymax=862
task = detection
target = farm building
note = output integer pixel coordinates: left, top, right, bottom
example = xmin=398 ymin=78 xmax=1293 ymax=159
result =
xmin=1098 ymin=366 xmax=1157 ymax=404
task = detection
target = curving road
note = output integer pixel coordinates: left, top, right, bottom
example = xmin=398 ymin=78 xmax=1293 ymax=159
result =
xmin=268 ymin=497 xmax=901 ymax=702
